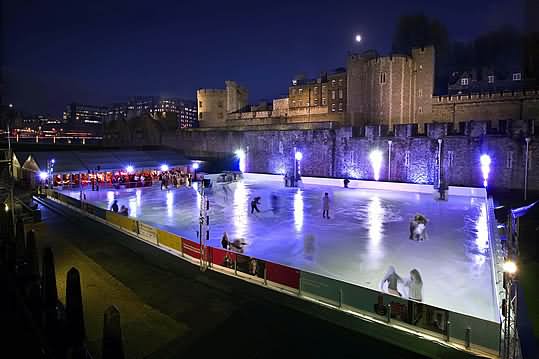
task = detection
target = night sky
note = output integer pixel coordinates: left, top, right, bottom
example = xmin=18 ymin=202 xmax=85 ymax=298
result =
xmin=2 ymin=0 xmax=522 ymax=116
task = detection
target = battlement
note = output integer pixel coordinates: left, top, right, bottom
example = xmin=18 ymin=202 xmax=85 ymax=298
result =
xmin=196 ymin=89 xmax=226 ymax=95
xmin=433 ymin=90 xmax=539 ymax=103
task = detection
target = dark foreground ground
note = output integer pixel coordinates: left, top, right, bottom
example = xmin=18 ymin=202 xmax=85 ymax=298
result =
xmin=25 ymin=201 xmax=429 ymax=359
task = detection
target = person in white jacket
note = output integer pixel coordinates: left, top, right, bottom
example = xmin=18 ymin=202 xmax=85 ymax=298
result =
xmin=405 ymin=269 xmax=423 ymax=301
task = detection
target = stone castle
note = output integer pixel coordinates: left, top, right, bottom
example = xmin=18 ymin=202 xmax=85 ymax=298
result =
xmin=195 ymin=46 xmax=539 ymax=131
xmin=104 ymin=45 xmax=539 ymax=192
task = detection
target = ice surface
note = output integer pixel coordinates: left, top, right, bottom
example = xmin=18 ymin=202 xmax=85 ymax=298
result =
xmin=62 ymin=178 xmax=498 ymax=321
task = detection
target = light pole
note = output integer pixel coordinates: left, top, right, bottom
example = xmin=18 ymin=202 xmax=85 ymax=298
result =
xmin=437 ymin=139 xmax=442 ymax=190
xmin=294 ymin=149 xmax=303 ymax=187
xmin=387 ymin=140 xmax=392 ymax=181
xmin=524 ymin=137 xmax=531 ymax=201
xmin=502 ymin=260 xmax=518 ymax=359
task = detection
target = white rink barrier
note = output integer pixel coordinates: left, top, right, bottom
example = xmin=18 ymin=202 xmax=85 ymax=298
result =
xmin=243 ymin=173 xmax=486 ymax=198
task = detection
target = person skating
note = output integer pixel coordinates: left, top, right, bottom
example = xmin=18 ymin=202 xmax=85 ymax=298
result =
xmin=322 ymin=192 xmax=330 ymax=219
xmin=270 ymin=193 xmax=279 ymax=214
xmin=110 ymin=200 xmax=119 ymax=213
xmin=343 ymin=178 xmax=350 ymax=188
xmin=409 ymin=214 xmax=428 ymax=241
xmin=251 ymin=196 xmax=261 ymax=214
xmin=380 ymin=265 xmax=403 ymax=297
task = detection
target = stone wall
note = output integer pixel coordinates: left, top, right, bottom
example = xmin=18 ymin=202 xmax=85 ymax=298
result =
xmin=161 ymin=120 xmax=539 ymax=191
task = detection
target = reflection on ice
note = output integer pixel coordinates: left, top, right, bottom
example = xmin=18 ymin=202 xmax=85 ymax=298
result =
xmin=166 ymin=191 xmax=174 ymax=218
xmin=233 ymin=182 xmax=248 ymax=239
xmin=474 ymin=203 xmax=489 ymax=266
xmin=367 ymin=196 xmax=384 ymax=253
xmin=294 ymin=190 xmax=304 ymax=232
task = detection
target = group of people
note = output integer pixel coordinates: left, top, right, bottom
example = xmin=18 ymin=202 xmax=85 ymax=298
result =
xmin=221 ymin=231 xmax=247 ymax=253
xmin=159 ymin=171 xmax=192 ymax=190
xmin=110 ymin=199 xmax=129 ymax=216
xmin=380 ymin=265 xmax=423 ymax=302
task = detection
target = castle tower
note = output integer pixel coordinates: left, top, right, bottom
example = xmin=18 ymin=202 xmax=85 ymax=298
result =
xmin=225 ymin=80 xmax=248 ymax=113
xmin=411 ymin=46 xmax=435 ymax=126
xmin=196 ymin=89 xmax=227 ymax=126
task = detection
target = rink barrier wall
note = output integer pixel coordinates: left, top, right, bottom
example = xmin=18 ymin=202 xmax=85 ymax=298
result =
xmin=242 ymin=173 xmax=486 ymax=197
xmin=47 ymin=189 xmax=500 ymax=357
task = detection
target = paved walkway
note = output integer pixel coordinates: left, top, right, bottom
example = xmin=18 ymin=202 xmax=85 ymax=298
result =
xmin=29 ymin=202 xmax=426 ymax=359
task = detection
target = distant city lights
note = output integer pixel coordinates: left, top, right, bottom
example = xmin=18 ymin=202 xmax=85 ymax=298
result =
xmin=480 ymin=154 xmax=491 ymax=187
xmin=235 ymin=149 xmax=246 ymax=172
xmin=295 ymin=151 xmax=303 ymax=161
xmin=126 ymin=165 xmax=135 ymax=174
xmin=160 ymin=164 xmax=169 ymax=172
xmin=369 ymin=150 xmax=383 ymax=181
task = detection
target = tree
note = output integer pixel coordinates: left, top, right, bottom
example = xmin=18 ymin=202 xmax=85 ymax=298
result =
xmin=392 ymin=14 xmax=451 ymax=94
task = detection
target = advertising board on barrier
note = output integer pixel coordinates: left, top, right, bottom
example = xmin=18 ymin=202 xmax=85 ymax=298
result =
xmin=138 ymin=222 xmax=158 ymax=245
xmin=182 ymin=239 xmax=201 ymax=259
xmin=156 ymin=229 xmax=182 ymax=252
xmin=83 ymin=202 xmax=107 ymax=219
xmin=106 ymin=212 xmax=139 ymax=234
xmin=266 ymin=261 xmax=300 ymax=289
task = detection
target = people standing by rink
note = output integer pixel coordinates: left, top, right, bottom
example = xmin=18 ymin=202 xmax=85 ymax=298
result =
xmin=110 ymin=200 xmax=119 ymax=213
xmin=119 ymin=205 xmax=129 ymax=216
xmin=322 ymin=192 xmax=330 ymax=219
xmin=380 ymin=265 xmax=403 ymax=296
xmin=404 ymin=269 xmax=423 ymax=301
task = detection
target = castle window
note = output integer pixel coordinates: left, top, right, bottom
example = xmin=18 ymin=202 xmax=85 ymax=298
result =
xmin=306 ymin=101 xmax=309 ymax=106
xmin=418 ymin=106 xmax=423 ymax=113
xmin=447 ymin=151 xmax=455 ymax=168
xmin=314 ymin=98 xmax=318 ymax=106
xmin=313 ymin=86 xmax=318 ymax=93
xmin=380 ymin=72 xmax=386 ymax=84
xmin=292 ymin=100 xmax=296 ymax=106
xmin=332 ymin=80 xmax=336 ymax=87
xmin=338 ymin=103 xmax=343 ymax=111
xmin=404 ymin=151 xmax=410 ymax=167
xmin=461 ymin=78 xmax=469 ymax=86
xmin=322 ymin=98 xmax=327 ymax=105
xmin=331 ymin=104 xmax=336 ymax=112
xmin=338 ymin=79 xmax=344 ymax=86
xmin=338 ymin=89 xmax=343 ymax=99
xmin=331 ymin=90 xmax=336 ymax=100
xmin=199 ymin=113 xmax=203 ymax=119
xmin=199 ymin=101 xmax=202 ymax=107
xmin=512 ymin=73 xmax=521 ymax=81
xmin=299 ymin=88 xmax=303 ymax=94
xmin=488 ymin=75 xmax=495 ymax=83
xmin=418 ymin=88 xmax=423 ymax=97
xmin=506 ymin=151 xmax=514 ymax=169
xmin=419 ymin=64 xmax=423 ymax=70
xmin=218 ymin=101 xmax=223 ymax=108
xmin=298 ymin=100 xmax=302 ymax=106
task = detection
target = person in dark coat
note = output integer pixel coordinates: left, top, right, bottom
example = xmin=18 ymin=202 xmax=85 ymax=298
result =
xmin=110 ymin=200 xmax=119 ymax=212
xmin=251 ymin=197 xmax=261 ymax=213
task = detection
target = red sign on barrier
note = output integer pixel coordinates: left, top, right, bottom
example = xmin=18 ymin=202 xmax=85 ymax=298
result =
xmin=209 ymin=247 xmax=236 ymax=269
xmin=266 ymin=261 xmax=300 ymax=289
xmin=182 ymin=239 xmax=201 ymax=259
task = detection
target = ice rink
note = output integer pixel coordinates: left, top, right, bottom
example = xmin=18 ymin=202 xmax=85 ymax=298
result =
xmin=61 ymin=176 xmax=499 ymax=322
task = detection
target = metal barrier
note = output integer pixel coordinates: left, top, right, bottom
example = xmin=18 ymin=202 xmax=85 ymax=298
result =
xmin=47 ymin=189 xmax=502 ymax=357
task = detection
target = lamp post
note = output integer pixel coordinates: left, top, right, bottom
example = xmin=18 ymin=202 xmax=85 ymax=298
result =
xmin=524 ymin=137 xmax=531 ymax=201
xmin=437 ymin=139 xmax=442 ymax=190
xmin=502 ymin=260 xmax=518 ymax=359
xmin=387 ymin=140 xmax=392 ymax=181
xmin=192 ymin=162 xmax=199 ymax=182
xmin=294 ymin=149 xmax=303 ymax=187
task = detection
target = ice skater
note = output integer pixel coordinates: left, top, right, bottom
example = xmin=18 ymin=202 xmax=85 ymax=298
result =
xmin=110 ymin=200 xmax=119 ymax=213
xmin=404 ymin=269 xmax=423 ymax=301
xmin=322 ymin=192 xmax=330 ymax=219
xmin=221 ymin=231 xmax=230 ymax=250
xmin=303 ymin=234 xmax=315 ymax=260
xmin=222 ymin=183 xmax=231 ymax=200
xmin=251 ymin=196 xmax=261 ymax=214
xmin=270 ymin=193 xmax=279 ymax=214
xmin=380 ymin=265 xmax=403 ymax=296
xmin=409 ymin=214 xmax=428 ymax=241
